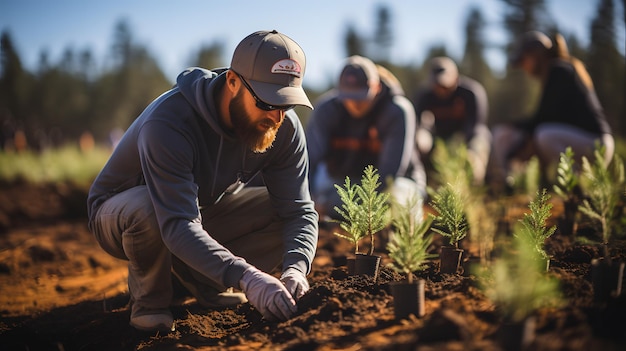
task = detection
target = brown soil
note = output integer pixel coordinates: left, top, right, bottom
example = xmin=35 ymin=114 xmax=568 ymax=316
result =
xmin=0 ymin=181 xmax=625 ymax=351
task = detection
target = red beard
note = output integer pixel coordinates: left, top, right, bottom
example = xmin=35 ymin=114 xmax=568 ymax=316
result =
xmin=230 ymin=92 xmax=282 ymax=153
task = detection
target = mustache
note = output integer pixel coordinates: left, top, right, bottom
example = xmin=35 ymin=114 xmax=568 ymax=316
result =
xmin=259 ymin=118 xmax=278 ymax=129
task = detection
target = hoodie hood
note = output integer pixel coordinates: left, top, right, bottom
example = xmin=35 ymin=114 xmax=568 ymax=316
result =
xmin=377 ymin=65 xmax=405 ymax=97
xmin=361 ymin=67 xmax=404 ymax=110
xmin=176 ymin=67 xmax=233 ymax=139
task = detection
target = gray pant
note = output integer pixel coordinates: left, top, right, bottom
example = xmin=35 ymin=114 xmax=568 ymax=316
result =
xmin=90 ymin=185 xmax=283 ymax=317
xmin=490 ymin=122 xmax=614 ymax=184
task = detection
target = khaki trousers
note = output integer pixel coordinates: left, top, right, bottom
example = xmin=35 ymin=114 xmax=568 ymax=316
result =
xmin=91 ymin=185 xmax=283 ymax=317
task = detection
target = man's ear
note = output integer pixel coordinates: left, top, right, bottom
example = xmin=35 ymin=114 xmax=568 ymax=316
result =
xmin=226 ymin=70 xmax=238 ymax=90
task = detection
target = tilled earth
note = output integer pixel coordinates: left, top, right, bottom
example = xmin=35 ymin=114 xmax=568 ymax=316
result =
xmin=0 ymin=181 xmax=625 ymax=351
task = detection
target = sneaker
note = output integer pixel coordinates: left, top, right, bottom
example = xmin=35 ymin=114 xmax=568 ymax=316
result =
xmin=172 ymin=261 xmax=248 ymax=308
xmin=130 ymin=313 xmax=174 ymax=333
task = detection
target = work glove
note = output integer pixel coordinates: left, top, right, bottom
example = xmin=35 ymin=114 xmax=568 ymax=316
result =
xmin=280 ymin=268 xmax=309 ymax=300
xmin=240 ymin=266 xmax=297 ymax=321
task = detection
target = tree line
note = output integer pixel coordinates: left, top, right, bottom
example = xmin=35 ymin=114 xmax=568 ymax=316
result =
xmin=1 ymin=0 xmax=624 ymax=152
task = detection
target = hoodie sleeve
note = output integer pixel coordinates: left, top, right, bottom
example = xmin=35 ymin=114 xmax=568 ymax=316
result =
xmin=459 ymin=77 xmax=489 ymax=142
xmin=262 ymin=113 xmax=319 ymax=275
xmin=376 ymin=95 xmax=417 ymax=182
xmin=304 ymin=94 xmax=340 ymax=192
xmin=137 ymin=118 xmax=251 ymax=288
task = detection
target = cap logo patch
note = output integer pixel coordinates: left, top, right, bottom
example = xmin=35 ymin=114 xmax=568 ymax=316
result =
xmin=271 ymin=59 xmax=302 ymax=78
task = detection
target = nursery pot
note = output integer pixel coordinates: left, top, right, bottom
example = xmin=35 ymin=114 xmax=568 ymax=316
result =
xmin=346 ymin=255 xmax=356 ymax=274
xmin=497 ymin=316 xmax=536 ymax=351
xmin=390 ymin=280 xmax=425 ymax=319
xmin=558 ymin=200 xmax=578 ymax=236
xmin=353 ymin=253 xmax=381 ymax=280
xmin=439 ymin=246 xmax=463 ymax=274
xmin=591 ymin=258 xmax=625 ymax=303
xmin=462 ymin=255 xmax=481 ymax=277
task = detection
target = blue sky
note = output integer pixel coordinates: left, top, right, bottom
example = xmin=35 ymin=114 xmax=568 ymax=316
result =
xmin=1 ymin=0 xmax=624 ymax=90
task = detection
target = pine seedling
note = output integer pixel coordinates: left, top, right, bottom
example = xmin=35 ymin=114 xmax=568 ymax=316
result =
xmin=514 ymin=189 xmax=556 ymax=260
xmin=524 ymin=156 xmax=540 ymax=197
xmin=333 ymin=165 xmax=391 ymax=255
xmin=476 ymin=232 xmax=563 ymax=323
xmin=431 ymin=138 xmax=473 ymax=196
xmin=578 ymin=145 xmax=625 ymax=260
xmin=466 ymin=198 xmax=497 ymax=263
xmin=505 ymin=155 xmax=540 ymax=196
xmin=553 ymin=147 xmax=579 ymax=200
xmin=387 ymin=195 xmax=436 ymax=283
xmin=553 ymin=147 xmax=580 ymax=235
xmin=429 ymin=181 xmax=469 ymax=249
xmin=333 ymin=175 xmax=367 ymax=254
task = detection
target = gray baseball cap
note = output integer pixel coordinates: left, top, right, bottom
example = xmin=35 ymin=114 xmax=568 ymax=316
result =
xmin=231 ymin=30 xmax=313 ymax=109
xmin=337 ymin=55 xmax=380 ymax=101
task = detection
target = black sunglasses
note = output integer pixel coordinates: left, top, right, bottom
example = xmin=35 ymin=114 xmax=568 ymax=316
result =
xmin=233 ymin=71 xmax=295 ymax=112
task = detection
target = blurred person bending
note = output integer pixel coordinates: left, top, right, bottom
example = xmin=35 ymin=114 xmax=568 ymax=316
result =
xmin=306 ymin=55 xmax=426 ymax=220
xmin=412 ymin=56 xmax=492 ymax=186
xmin=490 ymin=31 xmax=613 ymax=192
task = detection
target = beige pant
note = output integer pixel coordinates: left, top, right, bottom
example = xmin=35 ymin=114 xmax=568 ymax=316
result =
xmin=490 ymin=122 xmax=614 ymax=185
xmin=90 ymin=185 xmax=283 ymax=318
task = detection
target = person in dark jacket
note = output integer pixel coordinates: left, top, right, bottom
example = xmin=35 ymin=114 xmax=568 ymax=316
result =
xmin=412 ymin=56 xmax=491 ymax=186
xmin=87 ymin=30 xmax=318 ymax=332
xmin=490 ymin=31 xmax=614 ymax=190
xmin=306 ymin=55 xmax=426 ymax=220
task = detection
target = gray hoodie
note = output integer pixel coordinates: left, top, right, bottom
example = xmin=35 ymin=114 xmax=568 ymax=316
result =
xmin=87 ymin=67 xmax=318 ymax=288
xmin=306 ymin=69 xmax=420 ymax=189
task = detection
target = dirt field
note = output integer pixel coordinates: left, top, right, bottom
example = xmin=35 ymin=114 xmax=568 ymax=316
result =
xmin=0 ymin=181 xmax=625 ymax=351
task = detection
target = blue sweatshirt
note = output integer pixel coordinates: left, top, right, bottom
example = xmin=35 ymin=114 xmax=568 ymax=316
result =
xmin=87 ymin=67 xmax=318 ymax=288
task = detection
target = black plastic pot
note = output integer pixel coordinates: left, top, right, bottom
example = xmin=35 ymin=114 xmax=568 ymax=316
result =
xmin=461 ymin=255 xmax=481 ymax=277
xmin=390 ymin=279 xmax=425 ymax=319
xmin=557 ymin=200 xmax=578 ymax=236
xmin=591 ymin=257 xmax=624 ymax=303
xmin=439 ymin=246 xmax=463 ymax=274
xmin=346 ymin=255 xmax=355 ymax=274
xmin=353 ymin=253 xmax=381 ymax=280
xmin=497 ymin=316 xmax=536 ymax=351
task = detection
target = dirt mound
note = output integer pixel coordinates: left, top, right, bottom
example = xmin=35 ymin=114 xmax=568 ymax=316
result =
xmin=0 ymin=182 xmax=625 ymax=351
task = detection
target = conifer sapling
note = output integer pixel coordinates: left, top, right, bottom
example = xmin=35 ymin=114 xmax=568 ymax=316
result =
xmin=515 ymin=188 xmax=556 ymax=261
xmin=477 ymin=232 xmax=563 ymax=323
xmin=578 ymin=145 xmax=625 ymax=261
xmin=387 ymin=195 xmax=436 ymax=283
xmin=553 ymin=147 xmax=578 ymax=200
xmin=429 ymin=181 xmax=468 ymax=249
xmin=334 ymin=165 xmax=390 ymax=255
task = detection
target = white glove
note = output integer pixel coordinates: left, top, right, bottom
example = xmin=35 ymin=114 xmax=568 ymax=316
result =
xmin=280 ymin=268 xmax=309 ymax=300
xmin=240 ymin=266 xmax=297 ymax=321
